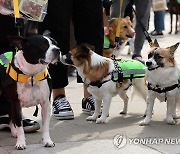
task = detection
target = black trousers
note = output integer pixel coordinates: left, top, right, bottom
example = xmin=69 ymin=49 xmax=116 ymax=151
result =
xmin=38 ymin=0 xmax=104 ymax=88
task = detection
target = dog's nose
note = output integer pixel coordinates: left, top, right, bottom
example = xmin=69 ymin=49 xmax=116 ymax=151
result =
xmin=60 ymin=53 xmax=74 ymax=65
xmin=130 ymin=30 xmax=135 ymax=38
xmin=146 ymin=61 xmax=152 ymax=67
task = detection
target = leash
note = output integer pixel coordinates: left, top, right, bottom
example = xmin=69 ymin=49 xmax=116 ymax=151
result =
xmin=129 ymin=3 xmax=154 ymax=47
xmin=115 ymin=0 xmax=123 ymax=47
xmin=13 ymin=0 xmax=23 ymax=37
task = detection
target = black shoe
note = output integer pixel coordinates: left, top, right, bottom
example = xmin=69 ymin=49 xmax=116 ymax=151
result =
xmin=82 ymin=95 xmax=95 ymax=115
xmin=52 ymin=94 xmax=74 ymax=120
xmin=151 ymin=31 xmax=163 ymax=36
xmin=0 ymin=116 xmax=40 ymax=133
xmin=23 ymin=118 xmax=40 ymax=133
xmin=0 ymin=116 xmax=9 ymax=130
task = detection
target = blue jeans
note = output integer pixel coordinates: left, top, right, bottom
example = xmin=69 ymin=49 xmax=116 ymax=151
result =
xmin=154 ymin=10 xmax=165 ymax=32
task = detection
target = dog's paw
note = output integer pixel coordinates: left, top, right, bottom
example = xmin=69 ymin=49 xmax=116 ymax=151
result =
xmin=96 ymin=117 xmax=106 ymax=124
xmin=86 ymin=115 xmax=97 ymax=121
xmin=15 ymin=141 xmax=26 ymax=150
xmin=120 ymin=110 xmax=127 ymax=115
xmin=43 ymin=140 xmax=55 ymax=148
xmin=167 ymin=118 xmax=176 ymax=125
xmin=139 ymin=119 xmax=150 ymax=126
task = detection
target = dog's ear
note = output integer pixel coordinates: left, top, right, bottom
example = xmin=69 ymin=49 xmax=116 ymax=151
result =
xmin=153 ymin=39 xmax=160 ymax=47
xmin=168 ymin=42 xmax=180 ymax=56
xmin=7 ymin=36 xmax=28 ymax=50
xmin=76 ymin=43 xmax=93 ymax=58
xmin=125 ymin=16 xmax=130 ymax=21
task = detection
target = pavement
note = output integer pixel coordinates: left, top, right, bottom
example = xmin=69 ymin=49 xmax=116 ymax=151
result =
xmin=0 ymin=11 xmax=180 ymax=154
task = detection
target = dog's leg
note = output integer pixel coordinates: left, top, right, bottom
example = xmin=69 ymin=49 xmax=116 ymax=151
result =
xmin=9 ymin=120 xmax=17 ymax=137
xmin=119 ymin=91 xmax=129 ymax=114
xmin=15 ymin=126 xmax=26 ymax=150
xmin=166 ymin=99 xmax=176 ymax=125
xmin=139 ymin=95 xmax=155 ymax=126
xmin=96 ymin=95 xmax=112 ymax=124
xmin=169 ymin=13 xmax=173 ymax=34
xmin=41 ymin=101 xmax=55 ymax=147
xmin=87 ymin=98 xmax=102 ymax=121
xmin=175 ymin=14 xmax=178 ymax=34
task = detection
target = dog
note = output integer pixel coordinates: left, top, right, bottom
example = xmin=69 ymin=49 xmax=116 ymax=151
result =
xmin=139 ymin=40 xmax=180 ymax=126
xmin=167 ymin=0 xmax=180 ymax=34
xmin=0 ymin=35 xmax=60 ymax=149
xmin=69 ymin=43 xmax=147 ymax=124
xmin=103 ymin=17 xmax=135 ymax=58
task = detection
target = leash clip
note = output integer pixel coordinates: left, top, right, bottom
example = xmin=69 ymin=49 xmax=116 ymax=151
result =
xmin=28 ymin=76 xmax=36 ymax=86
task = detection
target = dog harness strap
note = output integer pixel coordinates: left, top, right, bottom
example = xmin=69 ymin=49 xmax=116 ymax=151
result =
xmin=6 ymin=64 xmax=48 ymax=83
xmin=148 ymin=83 xmax=179 ymax=93
xmin=89 ymin=79 xmax=111 ymax=88
xmin=111 ymin=54 xmax=123 ymax=83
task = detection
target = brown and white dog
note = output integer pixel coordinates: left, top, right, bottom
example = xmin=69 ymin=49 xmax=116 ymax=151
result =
xmin=0 ymin=35 xmax=60 ymax=149
xmin=103 ymin=17 xmax=135 ymax=58
xmin=70 ymin=44 xmax=147 ymax=124
xmin=140 ymin=40 xmax=180 ymax=126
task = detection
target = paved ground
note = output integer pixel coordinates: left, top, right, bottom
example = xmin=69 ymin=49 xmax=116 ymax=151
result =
xmin=0 ymin=11 xmax=180 ymax=154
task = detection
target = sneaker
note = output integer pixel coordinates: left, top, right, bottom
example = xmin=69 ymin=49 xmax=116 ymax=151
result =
xmin=150 ymin=30 xmax=163 ymax=36
xmin=82 ymin=95 xmax=95 ymax=115
xmin=132 ymin=55 xmax=145 ymax=64
xmin=0 ymin=116 xmax=40 ymax=133
xmin=52 ymin=94 xmax=74 ymax=120
xmin=0 ymin=116 xmax=9 ymax=130
xmin=23 ymin=118 xmax=40 ymax=133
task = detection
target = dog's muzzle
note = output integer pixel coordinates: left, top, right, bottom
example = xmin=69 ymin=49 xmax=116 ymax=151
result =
xmin=60 ymin=53 xmax=74 ymax=65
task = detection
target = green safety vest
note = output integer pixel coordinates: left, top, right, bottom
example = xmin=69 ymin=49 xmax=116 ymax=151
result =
xmin=116 ymin=59 xmax=146 ymax=79
xmin=104 ymin=36 xmax=110 ymax=49
xmin=0 ymin=52 xmax=13 ymax=67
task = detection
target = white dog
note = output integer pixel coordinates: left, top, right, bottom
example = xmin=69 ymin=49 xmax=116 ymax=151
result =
xmin=140 ymin=40 xmax=180 ymax=125
xmin=69 ymin=44 xmax=147 ymax=124
xmin=0 ymin=35 xmax=60 ymax=149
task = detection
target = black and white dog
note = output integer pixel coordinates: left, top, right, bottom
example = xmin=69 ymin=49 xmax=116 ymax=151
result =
xmin=0 ymin=35 xmax=60 ymax=149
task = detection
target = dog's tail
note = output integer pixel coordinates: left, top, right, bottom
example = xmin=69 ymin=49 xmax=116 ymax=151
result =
xmin=131 ymin=78 xmax=147 ymax=102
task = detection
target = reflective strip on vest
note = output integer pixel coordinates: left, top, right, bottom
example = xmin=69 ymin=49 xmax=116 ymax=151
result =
xmin=116 ymin=59 xmax=146 ymax=78
xmin=0 ymin=52 xmax=13 ymax=67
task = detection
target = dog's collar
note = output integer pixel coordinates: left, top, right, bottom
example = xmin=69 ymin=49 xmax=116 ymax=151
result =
xmin=6 ymin=64 xmax=48 ymax=84
xmin=148 ymin=66 xmax=160 ymax=71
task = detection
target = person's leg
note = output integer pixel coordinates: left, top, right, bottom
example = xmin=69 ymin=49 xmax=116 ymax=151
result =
xmin=111 ymin=0 xmax=130 ymax=18
xmin=38 ymin=0 xmax=74 ymax=120
xmin=152 ymin=10 xmax=165 ymax=35
xmin=132 ymin=0 xmax=151 ymax=58
xmin=73 ymin=0 xmax=104 ymax=114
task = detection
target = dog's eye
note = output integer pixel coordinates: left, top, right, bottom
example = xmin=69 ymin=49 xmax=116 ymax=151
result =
xmin=148 ymin=52 xmax=153 ymax=59
xmin=123 ymin=26 xmax=127 ymax=29
xmin=154 ymin=54 xmax=163 ymax=60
